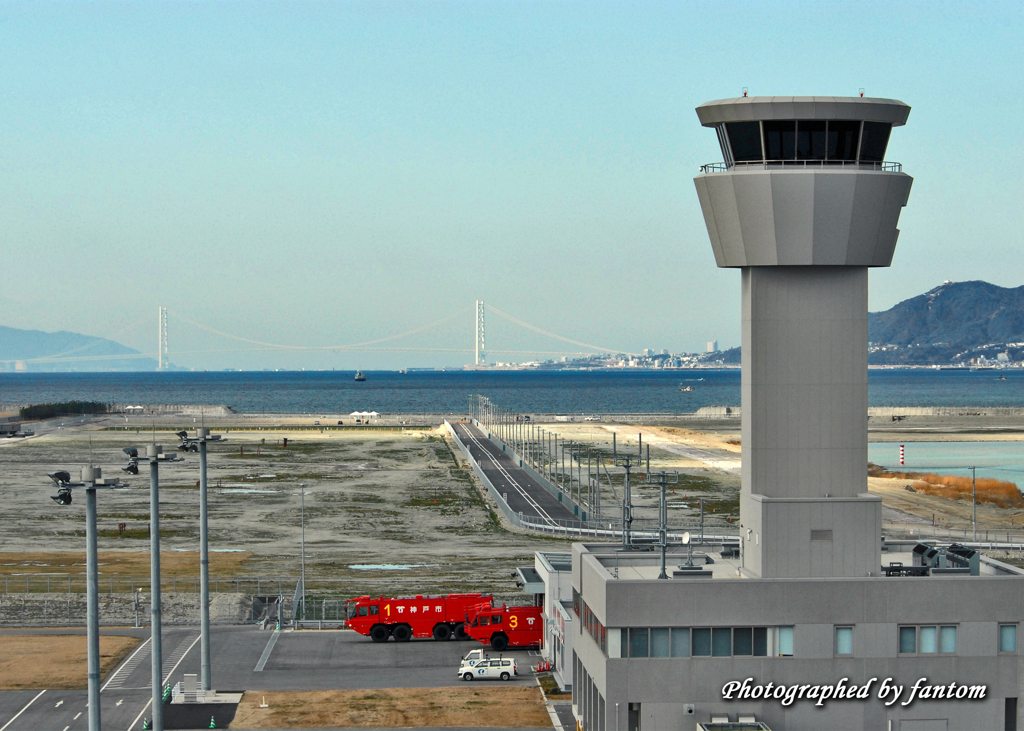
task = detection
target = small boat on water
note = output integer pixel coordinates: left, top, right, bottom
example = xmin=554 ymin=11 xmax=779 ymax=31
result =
xmin=354 ymin=370 xmax=367 ymax=382
xmin=679 ymin=385 xmax=694 ymax=392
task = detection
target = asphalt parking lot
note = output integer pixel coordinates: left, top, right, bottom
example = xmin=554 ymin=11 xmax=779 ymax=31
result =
xmin=0 ymin=626 xmax=542 ymax=731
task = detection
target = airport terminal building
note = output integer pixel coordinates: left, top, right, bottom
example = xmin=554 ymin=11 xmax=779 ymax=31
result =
xmin=541 ymin=96 xmax=1024 ymax=730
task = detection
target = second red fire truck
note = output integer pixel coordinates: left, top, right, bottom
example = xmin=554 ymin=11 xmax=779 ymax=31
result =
xmin=464 ymin=600 xmax=543 ymax=651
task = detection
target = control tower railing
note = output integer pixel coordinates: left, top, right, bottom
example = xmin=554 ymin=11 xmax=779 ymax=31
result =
xmin=700 ymin=160 xmax=903 ymax=173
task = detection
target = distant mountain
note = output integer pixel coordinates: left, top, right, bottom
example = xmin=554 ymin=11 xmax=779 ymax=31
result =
xmin=0 ymin=325 xmax=157 ymax=372
xmin=868 ymin=281 xmax=1024 ymax=365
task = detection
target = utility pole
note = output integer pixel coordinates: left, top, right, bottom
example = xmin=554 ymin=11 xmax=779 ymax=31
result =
xmin=615 ymin=455 xmax=643 ymax=549
xmin=647 ymin=471 xmax=680 ymax=579
xmin=971 ymin=466 xmax=977 ymax=542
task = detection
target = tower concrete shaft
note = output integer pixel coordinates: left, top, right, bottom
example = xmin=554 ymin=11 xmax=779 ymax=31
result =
xmin=158 ymin=306 xmax=168 ymax=371
xmin=693 ymin=96 xmax=913 ymax=579
xmin=475 ymin=300 xmax=486 ymax=365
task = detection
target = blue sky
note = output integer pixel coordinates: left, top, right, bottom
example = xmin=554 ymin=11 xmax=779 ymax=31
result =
xmin=1 ymin=1 xmax=1022 ymax=369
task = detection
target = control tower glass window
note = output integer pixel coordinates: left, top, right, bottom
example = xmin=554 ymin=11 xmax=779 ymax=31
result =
xmin=859 ymin=121 xmax=892 ymax=162
xmin=827 ymin=121 xmax=861 ymax=160
xmin=763 ymin=120 xmax=796 ymax=160
xmin=725 ymin=122 xmax=763 ymax=162
xmin=796 ymin=121 xmax=826 ymax=159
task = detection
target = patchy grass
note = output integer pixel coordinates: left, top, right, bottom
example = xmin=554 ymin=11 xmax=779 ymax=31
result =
xmin=0 ymin=635 xmax=141 ymax=689
xmin=869 ymin=464 xmax=1024 ymax=508
xmin=0 ymin=550 xmax=252 ymax=578
xmin=232 ymin=686 xmax=552 ymax=728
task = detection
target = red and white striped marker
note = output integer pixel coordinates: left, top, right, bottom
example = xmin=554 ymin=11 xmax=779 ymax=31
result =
xmin=899 ymin=444 xmax=905 ymax=466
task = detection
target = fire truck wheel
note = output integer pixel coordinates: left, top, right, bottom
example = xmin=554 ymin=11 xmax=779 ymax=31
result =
xmin=369 ymin=624 xmax=390 ymax=643
xmin=393 ymin=624 xmax=413 ymax=642
xmin=463 ymin=672 xmax=473 ymax=681
xmin=433 ymin=623 xmax=452 ymax=641
xmin=490 ymin=633 xmax=509 ymax=651
xmin=500 ymin=672 xmax=510 ymax=681
xmin=454 ymin=623 xmax=470 ymax=640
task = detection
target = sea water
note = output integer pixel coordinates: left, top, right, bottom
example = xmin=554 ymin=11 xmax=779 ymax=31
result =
xmin=1 ymin=368 xmax=1023 ymax=415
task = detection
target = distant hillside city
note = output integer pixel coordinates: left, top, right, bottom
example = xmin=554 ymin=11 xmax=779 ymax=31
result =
xmin=3 ymin=280 xmax=1023 ymax=371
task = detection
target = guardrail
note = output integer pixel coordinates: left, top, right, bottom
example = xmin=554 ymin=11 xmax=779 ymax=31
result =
xmin=700 ymin=160 xmax=902 ymax=173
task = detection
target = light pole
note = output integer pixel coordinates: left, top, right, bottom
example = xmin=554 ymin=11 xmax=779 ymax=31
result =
xmin=178 ymin=427 xmax=224 ymax=692
xmin=299 ymin=484 xmax=307 ymax=623
xmin=129 ymin=443 xmax=181 ymax=731
xmin=48 ymin=466 xmax=126 ymax=731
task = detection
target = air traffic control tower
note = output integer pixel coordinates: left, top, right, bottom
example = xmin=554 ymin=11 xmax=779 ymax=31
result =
xmin=693 ymin=97 xmax=913 ymax=579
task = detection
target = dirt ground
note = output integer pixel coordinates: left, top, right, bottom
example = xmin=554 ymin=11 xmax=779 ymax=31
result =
xmin=2 ymin=413 xmax=1021 ymax=603
xmin=231 ymin=686 xmax=552 ymax=728
xmin=0 ymin=634 xmax=141 ymax=689
xmin=0 ymin=416 xmax=744 ymax=598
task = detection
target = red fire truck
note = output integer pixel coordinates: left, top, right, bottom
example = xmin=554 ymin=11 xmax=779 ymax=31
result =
xmin=344 ymin=593 xmax=492 ymax=642
xmin=464 ymin=601 xmax=543 ymax=651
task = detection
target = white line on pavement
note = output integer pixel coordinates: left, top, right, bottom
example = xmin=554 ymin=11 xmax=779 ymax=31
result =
xmin=124 ymin=633 xmax=201 ymax=731
xmin=0 ymin=689 xmax=46 ymax=731
xmin=101 ymin=637 xmax=151 ymax=692
xmin=254 ymin=629 xmax=281 ymax=672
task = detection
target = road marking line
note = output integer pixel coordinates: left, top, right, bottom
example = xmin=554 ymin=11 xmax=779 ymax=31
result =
xmin=101 ymin=637 xmax=151 ymax=692
xmin=125 ymin=633 xmax=201 ymax=731
xmin=74 ymin=712 xmax=82 ymax=719
xmin=254 ymin=629 xmax=281 ymax=672
xmin=0 ymin=689 xmax=46 ymax=731
xmin=63 ymin=727 xmax=69 ymax=731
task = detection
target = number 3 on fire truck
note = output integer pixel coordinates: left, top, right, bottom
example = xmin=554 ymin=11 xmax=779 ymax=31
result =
xmin=509 ymin=615 xmax=518 ymax=629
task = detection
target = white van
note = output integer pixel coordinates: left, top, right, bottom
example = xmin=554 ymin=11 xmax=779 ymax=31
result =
xmin=459 ymin=657 xmax=517 ymax=681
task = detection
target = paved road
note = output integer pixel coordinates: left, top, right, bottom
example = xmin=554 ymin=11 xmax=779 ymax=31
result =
xmin=0 ymin=626 xmax=541 ymax=731
xmin=452 ymin=423 xmax=577 ymax=526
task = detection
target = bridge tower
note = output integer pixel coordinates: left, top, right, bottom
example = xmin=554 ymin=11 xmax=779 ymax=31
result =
xmin=693 ymin=96 xmax=912 ymax=578
xmin=158 ymin=307 xmax=168 ymax=371
xmin=475 ymin=300 xmax=486 ymax=365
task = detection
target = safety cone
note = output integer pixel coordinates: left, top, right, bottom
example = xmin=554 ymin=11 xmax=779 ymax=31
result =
xmin=209 ymin=715 xmax=217 ymax=728
xmin=141 ymin=719 xmax=151 ymax=730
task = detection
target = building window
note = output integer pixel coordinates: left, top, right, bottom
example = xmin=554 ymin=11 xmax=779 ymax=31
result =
xmin=859 ymin=121 xmax=892 ymax=162
xmin=763 ymin=120 xmax=796 ymax=160
xmin=712 ymin=628 xmax=731 ymax=657
xmin=835 ymin=626 xmax=853 ymax=656
xmin=725 ymin=121 xmax=763 ymax=162
xmin=1001 ymin=624 xmax=1018 ymax=654
xmin=733 ymin=627 xmax=753 ymax=656
xmin=671 ymin=628 xmax=690 ymax=658
xmin=796 ymin=121 xmax=827 ymax=160
xmin=777 ymin=626 xmax=794 ymax=657
xmin=692 ymin=628 xmax=712 ymax=657
xmin=614 ymin=626 xmax=781 ymax=658
xmin=629 ymin=628 xmax=649 ymax=658
xmin=899 ymin=626 xmax=917 ymax=654
xmin=899 ymin=625 xmax=957 ymax=655
xmin=827 ymin=121 xmax=861 ymax=160
xmin=650 ymin=628 xmax=670 ymax=658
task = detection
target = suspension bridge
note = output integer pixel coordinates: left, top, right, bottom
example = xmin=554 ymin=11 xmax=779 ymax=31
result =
xmin=4 ymin=302 xmax=635 ymax=369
